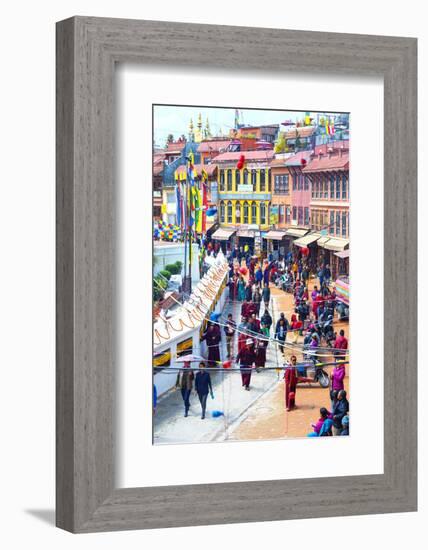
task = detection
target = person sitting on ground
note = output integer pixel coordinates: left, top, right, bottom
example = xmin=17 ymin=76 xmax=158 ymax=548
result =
xmin=308 ymin=407 xmax=333 ymax=436
xmin=340 ymin=414 xmax=350 ymax=435
xmin=332 ymin=389 xmax=350 ymax=435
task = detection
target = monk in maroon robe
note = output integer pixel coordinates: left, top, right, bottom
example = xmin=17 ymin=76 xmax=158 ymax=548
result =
xmin=236 ymin=339 xmax=256 ymax=390
xmin=203 ymin=323 xmax=222 ymax=366
xmin=284 ymin=355 xmax=298 ymax=410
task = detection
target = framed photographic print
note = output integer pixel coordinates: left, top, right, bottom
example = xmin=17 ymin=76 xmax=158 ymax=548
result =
xmin=56 ymin=17 xmax=417 ymax=532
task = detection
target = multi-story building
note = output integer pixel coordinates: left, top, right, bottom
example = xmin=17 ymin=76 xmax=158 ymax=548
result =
xmin=153 ymin=151 xmax=166 ymax=221
xmin=270 ymin=153 xmax=293 ymax=228
xmin=211 ymin=150 xmax=274 ymax=251
xmin=197 ymin=138 xmax=232 ymax=165
xmin=303 ymin=142 xmax=350 ymax=276
xmin=237 ymin=124 xmax=279 ymax=145
xmin=286 ymin=151 xmax=313 ymax=229
xmin=161 ymin=139 xmax=200 ymax=225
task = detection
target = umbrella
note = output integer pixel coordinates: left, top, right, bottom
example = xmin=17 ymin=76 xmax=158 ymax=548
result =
xmin=175 ymin=354 xmax=205 ymax=363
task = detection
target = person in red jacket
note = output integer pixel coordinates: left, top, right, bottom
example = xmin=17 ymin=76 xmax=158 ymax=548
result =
xmin=333 ymin=329 xmax=348 ymax=358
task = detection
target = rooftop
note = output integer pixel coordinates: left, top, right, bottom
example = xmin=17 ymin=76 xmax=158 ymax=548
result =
xmin=212 ymin=150 xmax=275 ymax=163
xmin=197 ymin=139 xmax=232 ymax=153
xmin=303 ymin=150 xmax=349 ymax=172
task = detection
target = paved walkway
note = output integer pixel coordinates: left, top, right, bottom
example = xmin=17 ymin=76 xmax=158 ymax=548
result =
xmin=153 ymin=290 xmax=284 ymax=445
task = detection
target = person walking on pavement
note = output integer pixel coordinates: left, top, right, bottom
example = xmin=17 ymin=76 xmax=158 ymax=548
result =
xmin=252 ymin=285 xmax=262 ymax=316
xmin=236 ymin=338 xmax=256 ymax=390
xmin=275 ymin=313 xmax=289 ymax=355
xmin=224 ymin=313 xmax=236 ymax=358
xmin=175 ymin=361 xmax=194 ymax=417
xmin=255 ymin=324 xmax=269 ymax=368
xmin=284 ymin=355 xmax=298 ymax=411
xmin=262 ymin=282 xmax=271 ymax=310
xmin=195 ymin=362 xmax=214 ymax=419
xmin=260 ymin=309 xmax=273 ymax=333
xmin=202 ymin=322 xmax=222 ymax=366
xmin=333 ymin=329 xmax=348 ymax=358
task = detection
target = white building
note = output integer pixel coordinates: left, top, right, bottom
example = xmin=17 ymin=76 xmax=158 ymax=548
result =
xmin=154 ymin=241 xmax=200 ymax=283
xmin=153 ymin=252 xmax=229 ymax=396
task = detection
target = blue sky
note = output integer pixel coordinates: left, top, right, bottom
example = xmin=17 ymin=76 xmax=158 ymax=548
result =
xmin=153 ymin=105 xmax=342 ymax=147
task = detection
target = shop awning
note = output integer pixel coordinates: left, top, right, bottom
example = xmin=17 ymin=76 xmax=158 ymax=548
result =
xmin=285 ymin=228 xmax=308 ymax=238
xmin=334 ymin=249 xmax=350 ymax=259
xmin=211 ymin=227 xmax=236 ymax=241
xmin=264 ymin=230 xmax=287 ymax=240
xmin=323 ymin=238 xmax=349 ymax=252
xmin=236 ymin=228 xmax=256 ymax=238
xmin=293 ymin=233 xmax=321 ymax=247
xmin=317 ymin=236 xmax=330 ymax=247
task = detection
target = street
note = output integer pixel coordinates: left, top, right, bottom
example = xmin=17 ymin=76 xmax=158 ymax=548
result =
xmin=153 ymin=278 xmax=349 ymax=444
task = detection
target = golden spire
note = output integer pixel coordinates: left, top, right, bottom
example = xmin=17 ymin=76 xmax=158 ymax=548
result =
xmin=188 ymin=117 xmax=195 ymax=141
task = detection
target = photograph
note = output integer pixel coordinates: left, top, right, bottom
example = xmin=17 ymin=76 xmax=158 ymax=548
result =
xmin=152 ymin=105 xmax=350 ymax=445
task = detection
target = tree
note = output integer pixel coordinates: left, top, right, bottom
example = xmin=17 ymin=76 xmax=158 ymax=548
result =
xmin=165 ymin=134 xmax=174 ymax=146
xmin=274 ymin=132 xmax=289 ymax=154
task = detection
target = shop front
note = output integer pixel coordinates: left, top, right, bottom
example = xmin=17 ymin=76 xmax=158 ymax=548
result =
xmin=263 ymin=229 xmax=288 ymax=259
xmin=211 ymin=226 xmax=236 ymax=253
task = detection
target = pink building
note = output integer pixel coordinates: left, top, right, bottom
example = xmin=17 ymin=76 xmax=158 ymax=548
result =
xmin=303 ymin=142 xmax=350 ymax=276
xmin=285 ymin=151 xmax=313 ymax=228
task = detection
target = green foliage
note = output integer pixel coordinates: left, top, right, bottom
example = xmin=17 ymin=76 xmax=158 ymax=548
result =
xmin=159 ymin=269 xmax=172 ymax=280
xmin=153 ymin=275 xmax=168 ymax=302
xmin=164 ymin=261 xmax=182 ymax=275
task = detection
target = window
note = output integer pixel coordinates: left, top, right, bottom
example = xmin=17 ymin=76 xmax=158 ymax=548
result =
xmin=304 ymin=175 xmax=309 ymax=190
xmin=342 ymin=174 xmax=348 ymax=199
xmin=251 ymin=201 xmax=257 ymax=222
xmin=260 ymin=169 xmax=266 ymax=192
xmin=336 ymin=174 xmax=341 ymax=199
xmin=219 ymin=169 xmax=225 ymax=192
xmin=274 ymin=174 xmax=289 ymax=194
xmin=251 ymin=169 xmax=257 ymax=189
xmin=227 ymin=201 xmax=232 ymax=223
xmin=260 ymin=202 xmax=266 ymax=225
xmin=342 ymin=211 xmax=347 ymax=237
xmin=329 ymin=210 xmax=335 ymax=235
xmin=293 ymin=174 xmax=297 ymax=190
xmin=167 ymin=192 xmax=175 ymax=204
xmin=336 ymin=211 xmax=341 ymax=235
xmin=330 ymin=174 xmax=335 ymax=198
xmin=243 ymin=201 xmax=249 ymax=224
xmin=235 ymin=203 xmax=241 ymax=224
xmin=236 ymin=169 xmax=241 ymax=185
xmin=227 ymin=170 xmax=232 ymax=191
xmin=220 ymin=201 xmax=225 ymax=223
xmin=298 ymin=206 xmax=303 ymax=225
xmin=279 ymin=204 xmax=285 ymax=224
xmin=243 ymin=169 xmax=248 ymax=185
xmin=292 ymin=206 xmax=297 ymax=221
xmin=304 ymin=207 xmax=310 ymax=226
xmin=324 ymin=176 xmax=328 ymax=198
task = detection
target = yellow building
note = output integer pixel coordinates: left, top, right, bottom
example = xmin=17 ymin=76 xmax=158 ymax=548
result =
xmin=212 ymin=150 xmax=274 ymax=230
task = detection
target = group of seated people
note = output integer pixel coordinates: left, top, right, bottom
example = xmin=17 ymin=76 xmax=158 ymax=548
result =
xmin=308 ymin=389 xmax=350 ymax=437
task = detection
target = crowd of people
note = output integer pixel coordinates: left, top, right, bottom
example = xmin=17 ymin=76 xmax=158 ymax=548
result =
xmin=173 ymin=240 xmax=350 ymax=435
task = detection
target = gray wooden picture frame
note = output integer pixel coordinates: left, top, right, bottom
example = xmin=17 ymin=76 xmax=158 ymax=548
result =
xmin=56 ymin=16 xmax=417 ymax=533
